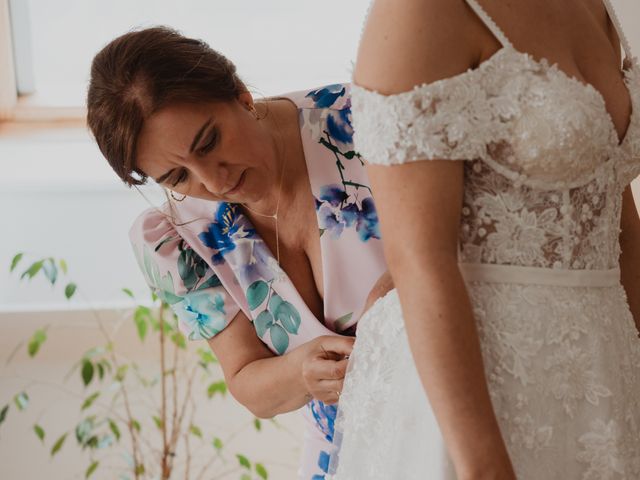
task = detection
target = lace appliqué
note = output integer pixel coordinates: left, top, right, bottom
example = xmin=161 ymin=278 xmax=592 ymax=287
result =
xmin=351 ymin=49 xmax=640 ymax=271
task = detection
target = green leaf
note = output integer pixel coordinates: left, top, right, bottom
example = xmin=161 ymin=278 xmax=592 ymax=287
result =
xmin=108 ymin=419 xmax=121 ymax=441
xmin=189 ymin=424 xmax=202 ymax=438
xmin=14 ymin=392 xmax=29 ymax=410
xmin=51 ymin=433 xmax=68 ymax=456
xmin=21 ymin=260 xmax=43 ymax=280
xmin=207 ymin=381 xmax=227 ymax=398
xmin=85 ymin=460 xmax=99 ymax=479
xmin=81 ymin=392 xmax=100 ymax=411
xmin=196 ymin=274 xmax=222 ymax=291
xmin=33 ymin=424 xmax=45 ymax=442
xmin=10 ymin=253 xmax=23 ymax=272
xmin=121 ymin=288 xmax=134 ymax=298
xmin=197 ymin=348 xmax=218 ymax=365
xmin=135 ymin=464 xmax=145 ymax=475
xmin=115 ymin=365 xmax=128 ymax=382
xmin=275 ymin=301 xmax=301 ymax=334
xmin=269 ymin=324 xmax=289 ymax=355
xmin=268 ymin=294 xmax=283 ymax=314
xmin=255 ymin=463 xmax=268 ymax=479
xmin=0 ymin=404 xmax=7 ymax=425
xmin=152 ymin=416 xmax=163 ymax=430
xmin=81 ymin=360 xmax=94 ymax=387
xmin=212 ymin=437 xmax=223 ymax=451
xmin=334 ymin=312 xmax=354 ymax=330
xmin=75 ymin=417 xmax=96 ymax=445
xmin=254 ymin=311 xmax=274 ymax=338
xmin=42 ymin=259 xmax=58 ymax=285
xmin=28 ymin=328 xmax=47 ymax=357
xmin=236 ymin=454 xmax=251 ymax=469
xmin=131 ymin=419 xmax=141 ymax=432
xmin=171 ymin=331 xmax=186 ymax=349
xmin=247 ymin=280 xmax=269 ymax=310
xmin=253 ymin=418 xmax=262 ymax=431
xmin=59 ymin=259 xmax=68 ymax=274
xmin=65 ymin=282 xmax=77 ymax=299
xmin=96 ymin=362 xmax=105 ymax=380
xmin=133 ymin=307 xmax=149 ymax=341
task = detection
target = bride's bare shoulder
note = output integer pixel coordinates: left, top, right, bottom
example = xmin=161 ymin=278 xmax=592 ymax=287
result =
xmin=353 ymin=0 xmax=490 ymax=95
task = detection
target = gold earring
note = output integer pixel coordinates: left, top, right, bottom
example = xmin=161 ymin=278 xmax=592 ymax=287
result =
xmin=170 ymin=191 xmax=186 ymax=202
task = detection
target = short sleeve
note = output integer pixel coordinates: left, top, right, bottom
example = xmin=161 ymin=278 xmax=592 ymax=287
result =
xmin=350 ymin=75 xmax=509 ymax=166
xmin=129 ymin=207 xmax=241 ymax=341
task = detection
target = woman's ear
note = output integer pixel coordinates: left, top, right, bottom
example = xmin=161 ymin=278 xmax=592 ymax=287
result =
xmin=237 ymin=91 xmax=255 ymax=112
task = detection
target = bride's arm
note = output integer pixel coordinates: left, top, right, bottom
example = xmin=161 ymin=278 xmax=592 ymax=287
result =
xmin=354 ymin=1 xmax=514 ymax=478
xmin=620 ymin=185 xmax=640 ymax=334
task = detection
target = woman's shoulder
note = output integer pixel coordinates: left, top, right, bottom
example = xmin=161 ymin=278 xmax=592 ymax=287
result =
xmin=280 ymin=83 xmax=352 ymax=112
xmin=129 ymin=197 xmax=231 ymax=252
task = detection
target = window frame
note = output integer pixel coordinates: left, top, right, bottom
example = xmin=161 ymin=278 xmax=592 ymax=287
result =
xmin=0 ymin=0 xmax=85 ymax=123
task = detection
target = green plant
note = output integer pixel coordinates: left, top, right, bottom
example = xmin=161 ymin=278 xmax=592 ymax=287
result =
xmin=2 ymin=253 xmax=278 ymax=480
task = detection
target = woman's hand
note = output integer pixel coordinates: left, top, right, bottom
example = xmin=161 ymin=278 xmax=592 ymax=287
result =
xmin=296 ymin=335 xmax=354 ymax=405
xmin=362 ymin=270 xmax=394 ymax=316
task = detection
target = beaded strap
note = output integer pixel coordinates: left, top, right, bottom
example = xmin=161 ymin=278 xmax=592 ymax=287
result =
xmin=463 ymin=0 xmax=513 ymax=48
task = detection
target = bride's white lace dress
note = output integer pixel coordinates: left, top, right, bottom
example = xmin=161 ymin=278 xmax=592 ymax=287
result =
xmin=330 ymin=1 xmax=640 ymax=478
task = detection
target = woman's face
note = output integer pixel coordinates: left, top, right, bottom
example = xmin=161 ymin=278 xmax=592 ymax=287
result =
xmin=136 ymin=93 xmax=279 ymax=204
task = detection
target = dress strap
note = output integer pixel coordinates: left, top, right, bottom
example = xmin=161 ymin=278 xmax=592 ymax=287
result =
xmin=601 ymin=0 xmax=633 ymax=61
xmin=463 ymin=0 xmax=513 ymax=48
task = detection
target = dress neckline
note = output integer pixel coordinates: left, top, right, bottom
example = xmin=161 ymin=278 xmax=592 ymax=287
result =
xmin=462 ymin=0 xmax=635 ymax=147
xmin=352 ymin=46 xmax=638 ymax=151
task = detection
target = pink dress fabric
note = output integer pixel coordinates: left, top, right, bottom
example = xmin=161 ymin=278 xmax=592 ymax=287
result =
xmin=129 ymin=84 xmax=387 ymax=479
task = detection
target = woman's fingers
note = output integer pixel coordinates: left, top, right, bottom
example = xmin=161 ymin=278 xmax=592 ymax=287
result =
xmin=315 ymin=335 xmax=355 ymax=359
xmin=310 ymin=379 xmax=344 ymax=405
xmin=305 ymin=358 xmax=349 ymax=382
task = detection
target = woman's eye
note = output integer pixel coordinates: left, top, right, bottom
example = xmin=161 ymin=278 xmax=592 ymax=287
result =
xmin=197 ymin=128 xmax=218 ymax=155
xmin=171 ymin=169 xmax=189 ymax=186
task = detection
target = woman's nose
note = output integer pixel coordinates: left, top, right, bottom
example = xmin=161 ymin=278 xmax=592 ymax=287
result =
xmin=190 ymin=159 xmax=230 ymax=195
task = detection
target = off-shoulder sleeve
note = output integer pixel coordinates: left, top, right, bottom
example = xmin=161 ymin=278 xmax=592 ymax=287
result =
xmin=129 ymin=207 xmax=241 ymax=341
xmin=350 ymin=76 xmax=511 ymax=166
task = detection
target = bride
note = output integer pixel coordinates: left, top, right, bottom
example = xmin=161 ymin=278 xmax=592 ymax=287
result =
xmin=330 ymin=0 xmax=640 ymax=478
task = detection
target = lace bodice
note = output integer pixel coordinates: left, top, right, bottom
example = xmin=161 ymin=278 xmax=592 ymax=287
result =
xmin=351 ymin=3 xmax=640 ymax=271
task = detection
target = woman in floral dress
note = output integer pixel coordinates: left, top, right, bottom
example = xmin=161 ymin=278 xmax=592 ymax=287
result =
xmin=87 ymin=27 xmax=389 ymax=479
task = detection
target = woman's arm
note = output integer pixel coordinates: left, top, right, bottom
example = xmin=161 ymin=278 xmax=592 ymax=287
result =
xmin=208 ymin=310 xmax=353 ymax=418
xmin=620 ymin=184 xmax=640 ymax=334
xmin=354 ymin=1 xmax=514 ymax=478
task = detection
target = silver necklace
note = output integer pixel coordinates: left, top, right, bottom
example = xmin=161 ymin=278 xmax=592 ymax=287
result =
xmin=240 ymin=104 xmax=288 ymax=265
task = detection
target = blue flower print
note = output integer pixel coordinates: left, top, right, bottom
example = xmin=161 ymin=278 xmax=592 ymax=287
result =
xmin=315 ymin=184 xmax=380 ymax=241
xmin=318 ymin=185 xmax=348 ymax=207
xmin=356 ymin=197 xmax=381 ymax=241
xmin=309 ymin=399 xmax=337 ymax=442
xmin=173 ymin=290 xmax=227 ymax=340
xmin=308 ymin=400 xmax=337 ymax=480
xmin=305 ymin=84 xmax=346 ymax=109
xmin=326 ymin=108 xmax=353 ymax=145
xmin=312 ymin=450 xmax=331 ymax=480
xmin=198 ymin=203 xmax=255 ymax=264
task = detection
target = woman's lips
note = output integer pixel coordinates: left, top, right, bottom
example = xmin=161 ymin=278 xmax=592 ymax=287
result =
xmin=224 ymin=170 xmax=247 ymax=196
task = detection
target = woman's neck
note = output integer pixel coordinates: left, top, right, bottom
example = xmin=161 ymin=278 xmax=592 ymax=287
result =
xmin=242 ymin=98 xmax=307 ymax=222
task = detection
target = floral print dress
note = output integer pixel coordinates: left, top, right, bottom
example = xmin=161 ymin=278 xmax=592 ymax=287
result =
xmin=129 ymin=84 xmax=387 ymax=480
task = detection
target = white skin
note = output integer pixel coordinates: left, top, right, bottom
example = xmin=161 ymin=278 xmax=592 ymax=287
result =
xmin=355 ymin=0 xmax=639 ymax=479
xmin=136 ymin=92 xmax=392 ymax=416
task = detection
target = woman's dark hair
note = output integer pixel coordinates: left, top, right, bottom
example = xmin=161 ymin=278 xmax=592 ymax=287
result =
xmin=87 ymin=26 xmax=246 ymax=186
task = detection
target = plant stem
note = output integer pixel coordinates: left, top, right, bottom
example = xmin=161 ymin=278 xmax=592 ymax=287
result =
xmin=159 ymin=303 xmax=171 ymax=480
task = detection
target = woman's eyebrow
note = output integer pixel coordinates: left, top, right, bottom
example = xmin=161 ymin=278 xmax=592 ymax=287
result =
xmin=153 ymin=117 xmax=213 ymax=184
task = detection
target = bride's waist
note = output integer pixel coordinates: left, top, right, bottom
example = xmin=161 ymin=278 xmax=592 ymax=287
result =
xmin=459 ymin=262 xmax=620 ymax=287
